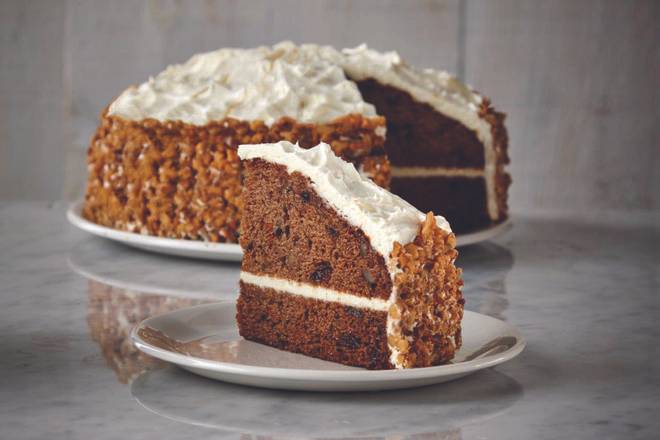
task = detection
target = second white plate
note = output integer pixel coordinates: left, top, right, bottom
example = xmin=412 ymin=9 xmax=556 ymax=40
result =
xmin=68 ymin=200 xmax=511 ymax=262
xmin=131 ymin=301 xmax=525 ymax=392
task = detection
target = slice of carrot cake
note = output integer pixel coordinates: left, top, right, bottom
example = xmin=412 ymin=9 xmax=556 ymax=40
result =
xmin=237 ymin=141 xmax=464 ymax=369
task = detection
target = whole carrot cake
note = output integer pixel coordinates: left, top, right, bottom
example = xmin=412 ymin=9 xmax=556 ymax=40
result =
xmin=237 ymin=141 xmax=464 ymax=369
xmin=83 ymin=41 xmax=509 ymax=240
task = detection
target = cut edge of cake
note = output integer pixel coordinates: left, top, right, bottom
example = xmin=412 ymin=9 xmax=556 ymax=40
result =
xmin=332 ymin=44 xmax=510 ymax=227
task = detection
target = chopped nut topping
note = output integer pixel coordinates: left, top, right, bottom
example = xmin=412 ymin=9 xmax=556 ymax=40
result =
xmin=82 ymin=112 xmax=388 ymax=243
xmin=388 ymin=212 xmax=463 ymax=368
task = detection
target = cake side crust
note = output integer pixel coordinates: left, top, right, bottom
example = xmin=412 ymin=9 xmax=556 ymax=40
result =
xmin=389 ymin=213 xmax=464 ymax=368
xmin=479 ymin=99 xmax=511 ymax=223
xmin=82 ymin=112 xmax=388 ymax=243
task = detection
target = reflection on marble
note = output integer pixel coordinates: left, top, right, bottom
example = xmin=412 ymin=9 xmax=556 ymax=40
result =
xmin=86 ymin=280 xmax=215 ymax=384
xmin=69 ymin=236 xmax=240 ymax=299
xmin=68 ymin=233 xmax=240 ymax=384
xmin=131 ymin=366 xmax=522 ymax=439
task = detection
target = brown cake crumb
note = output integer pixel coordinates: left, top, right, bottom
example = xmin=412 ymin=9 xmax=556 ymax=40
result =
xmin=355 ymin=78 xmax=510 ymax=232
xmin=237 ymin=282 xmax=391 ymax=369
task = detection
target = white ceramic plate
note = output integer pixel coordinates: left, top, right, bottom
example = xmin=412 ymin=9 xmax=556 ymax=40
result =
xmin=68 ymin=200 xmax=511 ymax=262
xmin=131 ymin=301 xmax=525 ymax=392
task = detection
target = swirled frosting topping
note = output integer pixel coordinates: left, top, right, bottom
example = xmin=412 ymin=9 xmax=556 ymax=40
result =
xmin=108 ymin=44 xmax=376 ymax=126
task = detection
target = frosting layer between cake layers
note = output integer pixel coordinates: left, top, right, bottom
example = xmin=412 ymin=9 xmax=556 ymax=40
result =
xmin=390 ymin=166 xmax=485 ymax=178
xmin=240 ymin=272 xmax=389 ymax=312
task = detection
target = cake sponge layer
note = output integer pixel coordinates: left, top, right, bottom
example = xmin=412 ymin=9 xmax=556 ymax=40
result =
xmin=237 ymin=282 xmax=391 ymax=369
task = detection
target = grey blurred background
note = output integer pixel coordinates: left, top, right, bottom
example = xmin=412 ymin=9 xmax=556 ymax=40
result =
xmin=1 ymin=0 xmax=658 ymax=214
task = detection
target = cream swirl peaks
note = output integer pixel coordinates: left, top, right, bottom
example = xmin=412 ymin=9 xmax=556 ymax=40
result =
xmin=108 ymin=44 xmax=376 ymax=126
xmin=238 ymin=141 xmax=451 ymax=264
xmin=108 ymin=41 xmax=486 ymax=134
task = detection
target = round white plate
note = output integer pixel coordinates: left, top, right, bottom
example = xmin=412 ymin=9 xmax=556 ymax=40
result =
xmin=68 ymin=200 xmax=511 ymax=262
xmin=131 ymin=301 xmax=525 ymax=392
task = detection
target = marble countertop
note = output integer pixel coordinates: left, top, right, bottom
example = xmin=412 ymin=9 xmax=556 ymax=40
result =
xmin=1 ymin=201 xmax=658 ymax=439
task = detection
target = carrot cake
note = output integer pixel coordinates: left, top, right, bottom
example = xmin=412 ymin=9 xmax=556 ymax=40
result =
xmin=83 ymin=41 xmax=509 ymax=241
xmin=237 ymin=141 xmax=464 ymax=369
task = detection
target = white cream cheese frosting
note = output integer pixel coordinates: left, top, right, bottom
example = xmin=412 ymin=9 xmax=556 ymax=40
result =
xmin=108 ymin=44 xmax=377 ymax=126
xmin=238 ymin=141 xmax=451 ymax=267
xmin=390 ymin=166 xmax=485 ymax=178
xmin=240 ymin=272 xmax=389 ymax=311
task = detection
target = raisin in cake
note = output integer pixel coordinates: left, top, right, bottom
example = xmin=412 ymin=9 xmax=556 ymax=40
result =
xmin=237 ymin=141 xmax=464 ymax=369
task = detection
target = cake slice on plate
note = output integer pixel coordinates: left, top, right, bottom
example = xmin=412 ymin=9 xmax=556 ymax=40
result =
xmin=237 ymin=141 xmax=464 ymax=369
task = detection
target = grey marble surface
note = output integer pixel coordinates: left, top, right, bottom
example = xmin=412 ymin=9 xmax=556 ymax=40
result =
xmin=0 ymin=201 xmax=658 ymax=439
